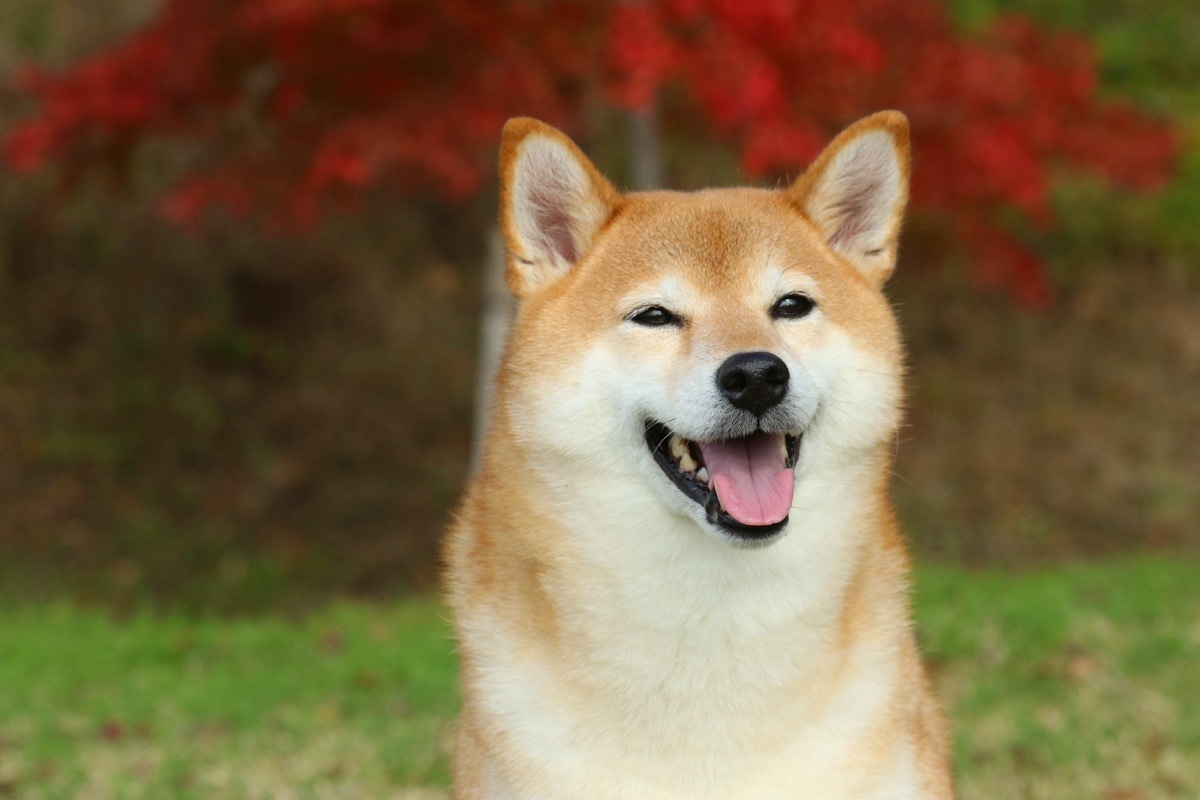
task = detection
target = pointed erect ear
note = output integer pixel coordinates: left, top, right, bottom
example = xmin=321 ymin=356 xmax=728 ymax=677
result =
xmin=788 ymin=111 xmax=910 ymax=287
xmin=499 ymin=118 xmax=620 ymax=298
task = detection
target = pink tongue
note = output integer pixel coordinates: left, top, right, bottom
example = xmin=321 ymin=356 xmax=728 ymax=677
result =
xmin=696 ymin=433 xmax=794 ymax=526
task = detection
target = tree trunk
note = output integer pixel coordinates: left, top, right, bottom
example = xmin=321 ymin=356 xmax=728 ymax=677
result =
xmin=627 ymin=101 xmax=663 ymax=189
xmin=469 ymin=228 xmax=514 ymax=471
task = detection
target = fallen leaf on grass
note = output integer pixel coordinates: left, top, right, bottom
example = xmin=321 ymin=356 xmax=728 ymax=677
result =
xmin=1101 ymin=788 xmax=1149 ymax=800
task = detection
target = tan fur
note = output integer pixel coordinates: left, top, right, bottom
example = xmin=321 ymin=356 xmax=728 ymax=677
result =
xmin=446 ymin=113 xmax=953 ymax=799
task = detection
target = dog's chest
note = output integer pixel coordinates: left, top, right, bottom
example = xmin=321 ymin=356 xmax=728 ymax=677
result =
xmin=473 ymin=556 xmax=910 ymax=798
xmin=478 ymin=615 xmax=914 ymax=800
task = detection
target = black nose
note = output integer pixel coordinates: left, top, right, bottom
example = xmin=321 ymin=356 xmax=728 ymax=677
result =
xmin=716 ymin=351 xmax=789 ymax=416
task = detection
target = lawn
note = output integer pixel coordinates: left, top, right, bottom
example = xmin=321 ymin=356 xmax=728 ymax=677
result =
xmin=1 ymin=556 xmax=1197 ymax=799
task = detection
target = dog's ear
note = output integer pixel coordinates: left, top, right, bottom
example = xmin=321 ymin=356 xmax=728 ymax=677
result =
xmin=499 ymin=118 xmax=620 ymax=298
xmin=788 ymin=111 xmax=910 ymax=287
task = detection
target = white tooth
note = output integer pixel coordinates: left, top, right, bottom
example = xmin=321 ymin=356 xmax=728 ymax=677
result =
xmin=679 ymin=453 xmax=697 ymax=473
xmin=696 ymin=467 xmax=709 ymax=483
xmin=779 ymin=437 xmax=788 ymax=459
xmin=670 ymin=435 xmax=689 ymax=459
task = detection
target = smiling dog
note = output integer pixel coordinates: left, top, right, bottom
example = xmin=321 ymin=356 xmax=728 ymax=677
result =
xmin=445 ymin=112 xmax=954 ymax=799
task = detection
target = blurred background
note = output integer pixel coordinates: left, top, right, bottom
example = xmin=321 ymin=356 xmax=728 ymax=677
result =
xmin=1 ymin=1 xmax=1198 ymax=797
xmin=0 ymin=0 xmax=1195 ymax=612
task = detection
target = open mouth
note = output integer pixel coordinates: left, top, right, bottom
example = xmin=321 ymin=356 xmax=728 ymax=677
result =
xmin=644 ymin=420 xmax=800 ymax=540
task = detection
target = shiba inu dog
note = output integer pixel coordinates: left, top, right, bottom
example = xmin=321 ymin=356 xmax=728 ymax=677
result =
xmin=445 ymin=111 xmax=953 ymax=799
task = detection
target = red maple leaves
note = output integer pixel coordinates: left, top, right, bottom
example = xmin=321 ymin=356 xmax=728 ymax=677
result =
xmin=603 ymin=1 xmax=1176 ymax=305
xmin=3 ymin=0 xmax=1178 ymax=305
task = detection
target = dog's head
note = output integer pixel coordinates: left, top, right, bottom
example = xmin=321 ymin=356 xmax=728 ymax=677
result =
xmin=494 ymin=114 xmax=908 ymax=547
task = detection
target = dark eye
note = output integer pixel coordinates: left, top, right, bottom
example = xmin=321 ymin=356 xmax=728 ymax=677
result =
xmin=628 ymin=305 xmax=680 ymax=327
xmin=772 ymin=293 xmax=816 ymax=319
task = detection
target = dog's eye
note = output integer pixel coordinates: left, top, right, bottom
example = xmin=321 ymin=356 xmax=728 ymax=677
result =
xmin=628 ymin=305 xmax=679 ymax=327
xmin=772 ymin=293 xmax=816 ymax=320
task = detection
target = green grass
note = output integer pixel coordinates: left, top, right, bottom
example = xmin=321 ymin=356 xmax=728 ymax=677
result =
xmin=0 ymin=600 xmax=458 ymax=799
xmin=918 ymin=556 xmax=1200 ymax=799
xmin=2 ymin=557 xmax=1198 ymax=798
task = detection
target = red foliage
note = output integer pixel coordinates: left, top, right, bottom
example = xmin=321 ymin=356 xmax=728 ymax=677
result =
xmin=2 ymin=0 xmax=1178 ymax=305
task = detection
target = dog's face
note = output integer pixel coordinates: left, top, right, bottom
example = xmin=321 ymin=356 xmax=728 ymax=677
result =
xmin=496 ymin=115 xmax=908 ymax=546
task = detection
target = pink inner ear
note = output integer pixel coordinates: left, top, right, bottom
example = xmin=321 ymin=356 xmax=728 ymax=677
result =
xmin=512 ymin=136 xmax=593 ymax=269
xmin=826 ymin=172 xmax=887 ymax=249
xmin=829 ymin=215 xmax=866 ymax=249
xmin=529 ymin=182 xmax=578 ymax=265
